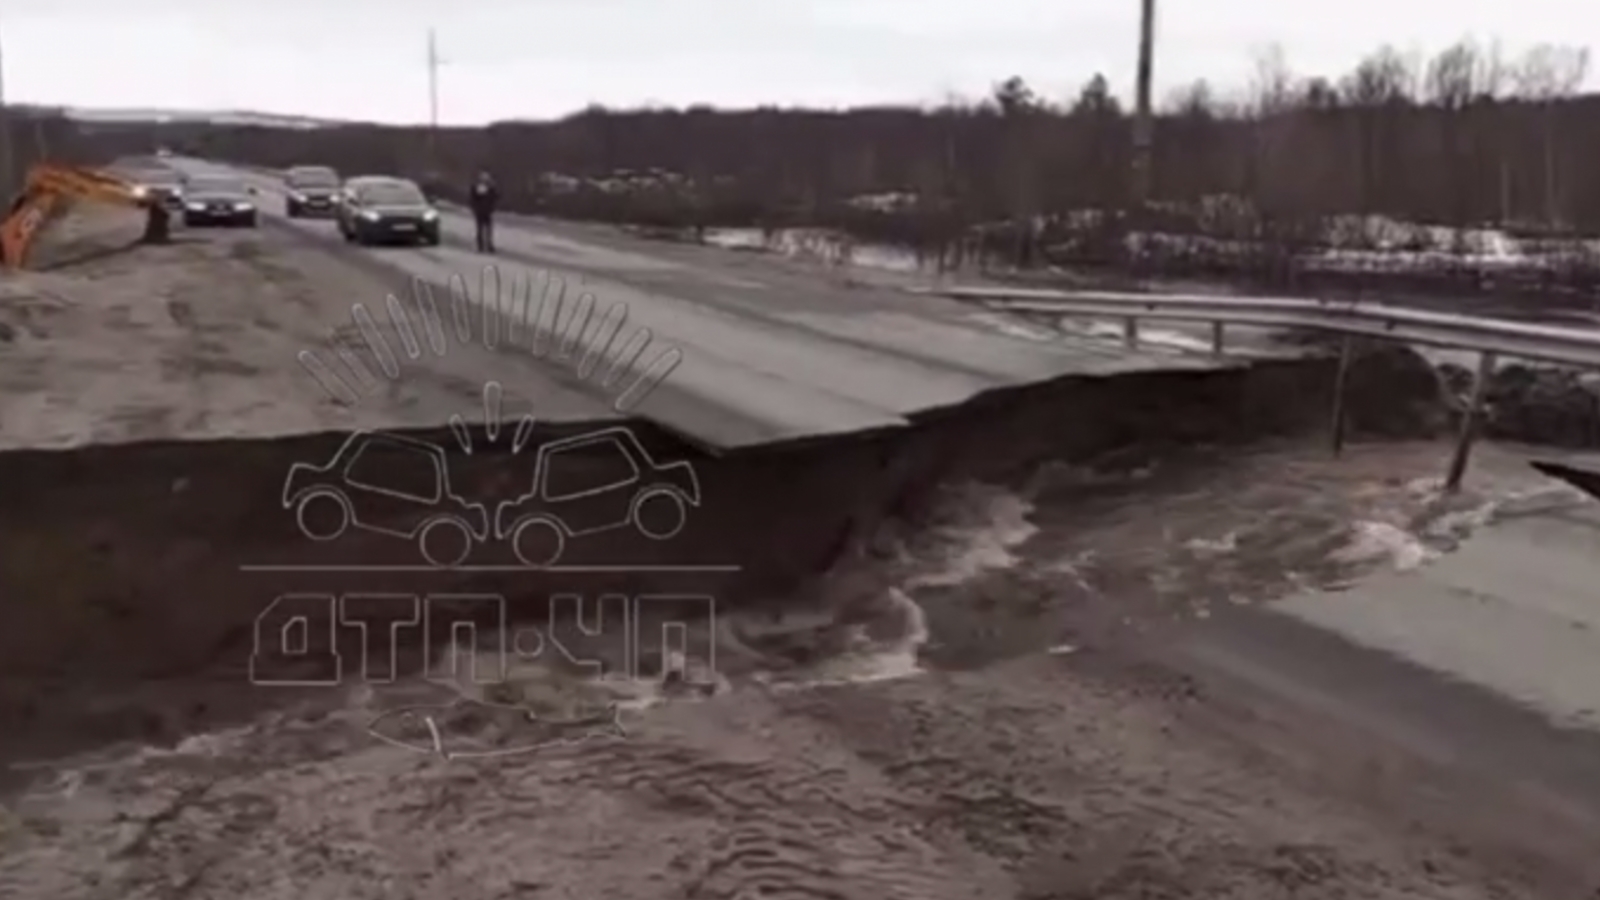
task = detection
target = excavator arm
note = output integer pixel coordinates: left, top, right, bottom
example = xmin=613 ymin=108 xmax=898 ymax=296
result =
xmin=1 ymin=163 xmax=169 ymax=270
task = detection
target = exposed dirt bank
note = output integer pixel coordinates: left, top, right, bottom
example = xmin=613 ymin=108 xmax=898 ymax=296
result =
xmin=0 ymin=343 xmax=1438 ymax=761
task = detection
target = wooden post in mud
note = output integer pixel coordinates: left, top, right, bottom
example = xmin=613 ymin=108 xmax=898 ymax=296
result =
xmin=1210 ymin=321 xmax=1225 ymax=356
xmin=1122 ymin=317 xmax=1139 ymax=348
xmin=1444 ymin=350 xmax=1498 ymax=493
xmin=1328 ymin=335 xmax=1356 ymax=456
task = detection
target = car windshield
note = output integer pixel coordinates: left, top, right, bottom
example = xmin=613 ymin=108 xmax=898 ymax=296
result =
xmin=288 ymin=169 xmax=338 ymax=187
xmin=189 ymin=176 xmax=245 ymax=194
xmin=359 ymin=182 xmax=425 ymax=205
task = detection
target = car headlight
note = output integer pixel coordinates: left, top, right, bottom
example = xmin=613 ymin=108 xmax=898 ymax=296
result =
xmin=359 ymin=210 xmax=380 ymax=221
xmin=132 ymin=185 xmax=148 ymax=198
xmin=186 ymin=202 xmax=205 ymax=211
xmin=422 ymin=209 xmax=439 ymax=221
xmin=234 ymin=201 xmax=254 ymax=211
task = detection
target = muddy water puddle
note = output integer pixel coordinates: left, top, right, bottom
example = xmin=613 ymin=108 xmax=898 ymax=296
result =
xmin=888 ymin=438 xmax=1584 ymax=670
xmin=339 ymin=435 xmax=1588 ymax=737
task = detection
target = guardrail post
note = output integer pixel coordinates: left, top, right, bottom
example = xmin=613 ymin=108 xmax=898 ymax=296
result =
xmin=1329 ymin=335 xmax=1355 ymax=456
xmin=1122 ymin=316 xmax=1138 ymax=349
xmin=1210 ymin=321 xmax=1224 ymax=356
xmin=1444 ymin=350 xmax=1498 ymax=493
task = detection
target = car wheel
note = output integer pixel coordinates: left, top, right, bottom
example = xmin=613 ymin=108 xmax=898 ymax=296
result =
xmin=511 ymin=516 xmax=565 ymax=567
xmin=632 ymin=488 xmax=688 ymax=540
xmin=419 ymin=516 xmax=473 ymax=568
xmin=294 ymin=490 xmax=351 ymax=541
xmin=243 ymin=213 xmax=258 ymax=228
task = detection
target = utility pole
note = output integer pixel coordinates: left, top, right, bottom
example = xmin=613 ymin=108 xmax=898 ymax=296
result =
xmin=426 ymin=28 xmax=441 ymax=170
xmin=1130 ymin=0 xmax=1156 ymax=211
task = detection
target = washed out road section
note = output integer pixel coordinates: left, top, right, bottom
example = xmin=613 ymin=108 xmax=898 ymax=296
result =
xmin=175 ymin=157 xmax=1248 ymax=450
xmin=0 ymin=193 xmax=1362 ymax=761
xmin=2 ymin=169 xmax=1592 ymax=899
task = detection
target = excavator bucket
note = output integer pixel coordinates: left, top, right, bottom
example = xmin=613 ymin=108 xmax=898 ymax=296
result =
xmin=1 ymin=188 xmax=64 ymax=270
xmin=1529 ymin=460 xmax=1600 ymax=502
xmin=1 ymin=163 xmax=167 ymax=270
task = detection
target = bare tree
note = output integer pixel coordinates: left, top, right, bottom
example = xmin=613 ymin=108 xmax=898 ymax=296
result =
xmin=1512 ymin=44 xmax=1590 ymax=225
xmin=1425 ymin=39 xmax=1515 ymax=229
xmin=1242 ymin=44 xmax=1297 ymax=214
xmin=1341 ymin=46 xmax=1417 ymax=222
xmin=1342 ymin=46 xmax=1417 ymax=105
xmin=990 ymin=76 xmax=1042 ymax=117
xmin=1162 ymin=79 xmax=1215 ymax=117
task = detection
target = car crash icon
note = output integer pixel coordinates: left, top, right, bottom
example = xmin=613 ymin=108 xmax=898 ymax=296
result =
xmin=281 ymin=430 xmax=490 ymax=568
xmin=494 ymin=426 xmax=700 ymax=567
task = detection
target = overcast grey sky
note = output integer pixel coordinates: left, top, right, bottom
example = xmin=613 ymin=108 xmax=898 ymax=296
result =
xmin=5 ymin=1 xmax=1594 ymax=124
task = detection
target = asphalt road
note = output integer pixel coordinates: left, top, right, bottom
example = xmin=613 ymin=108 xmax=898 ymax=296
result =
xmin=169 ymin=158 xmax=1244 ymax=450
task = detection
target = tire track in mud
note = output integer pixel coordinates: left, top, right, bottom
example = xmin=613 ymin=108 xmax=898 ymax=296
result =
xmin=3 ymin=695 xmax=1011 ymax=900
xmin=765 ymin=663 xmax=1514 ymax=900
xmin=547 ymin=725 xmax=995 ymax=900
xmin=0 ymin=650 xmax=1530 ymax=900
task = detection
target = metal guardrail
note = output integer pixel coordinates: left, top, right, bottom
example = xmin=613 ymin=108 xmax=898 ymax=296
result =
xmin=920 ymin=286 xmax=1600 ymax=369
xmin=921 ymin=284 xmax=1600 ymax=492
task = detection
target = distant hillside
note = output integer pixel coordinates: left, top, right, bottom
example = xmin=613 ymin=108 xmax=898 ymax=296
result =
xmin=15 ymin=104 xmax=355 ymax=129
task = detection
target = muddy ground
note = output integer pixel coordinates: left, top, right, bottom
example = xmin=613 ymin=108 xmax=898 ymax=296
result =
xmin=1 ymin=204 xmax=1596 ymax=899
xmin=5 ymin=440 xmax=1594 ymax=900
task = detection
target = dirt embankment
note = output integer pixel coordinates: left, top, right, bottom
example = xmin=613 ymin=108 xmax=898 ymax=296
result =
xmin=0 ymin=344 xmax=1442 ymax=759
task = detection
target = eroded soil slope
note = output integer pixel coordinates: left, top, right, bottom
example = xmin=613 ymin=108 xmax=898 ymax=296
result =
xmin=5 ymin=204 xmax=1578 ymax=899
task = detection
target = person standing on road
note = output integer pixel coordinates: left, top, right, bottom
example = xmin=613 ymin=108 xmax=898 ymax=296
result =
xmin=469 ymin=170 xmax=499 ymax=253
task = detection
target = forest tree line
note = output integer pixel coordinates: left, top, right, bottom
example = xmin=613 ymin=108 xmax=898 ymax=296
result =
xmin=10 ymin=39 xmax=1600 ymax=286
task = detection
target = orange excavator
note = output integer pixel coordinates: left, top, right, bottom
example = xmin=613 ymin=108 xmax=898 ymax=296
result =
xmin=1 ymin=163 xmax=170 ymax=270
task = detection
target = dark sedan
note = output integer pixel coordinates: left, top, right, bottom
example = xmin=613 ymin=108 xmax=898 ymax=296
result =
xmin=284 ymin=165 xmax=342 ymax=218
xmin=335 ymin=177 xmax=441 ymax=246
xmin=129 ymin=169 xmax=187 ymax=210
xmin=181 ymin=175 xmax=259 ymax=227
